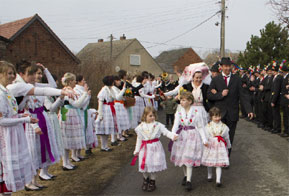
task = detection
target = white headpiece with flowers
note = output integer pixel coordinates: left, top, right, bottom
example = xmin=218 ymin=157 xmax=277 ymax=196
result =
xmin=179 ymin=62 xmax=211 ymax=85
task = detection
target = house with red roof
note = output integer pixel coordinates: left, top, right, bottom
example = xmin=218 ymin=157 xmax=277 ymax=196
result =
xmin=0 ymin=14 xmax=80 ymax=77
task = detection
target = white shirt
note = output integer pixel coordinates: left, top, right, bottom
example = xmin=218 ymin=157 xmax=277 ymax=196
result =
xmin=221 ymin=72 xmax=231 ymax=86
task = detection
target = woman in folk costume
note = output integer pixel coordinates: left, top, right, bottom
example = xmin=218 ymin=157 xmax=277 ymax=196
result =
xmin=112 ymin=76 xmax=130 ymax=142
xmin=132 ymin=75 xmax=155 ymax=124
xmin=43 ymin=75 xmax=64 ymax=163
xmin=59 ymin=73 xmax=90 ymax=170
xmin=151 ymin=75 xmax=162 ymax=110
xmin=118 ymin=70 xmax=143 ymax=130
xmin=131 ymin=107 xmax=178 ymax=192
xmin=95 ymin=76 xmax=119 ymax=151
xmin=6 ymin=60 xmax=73 ymax=190
xmin=0 ymin=61 xmax=38 ymax=195
xmin=74 ymin=75 xmax=97 ymax=156
xmin=202 ymin=107 xmax=231 ymax=187
xmin=25 ymin=64 xmax=62 ymax=182
xmin=169 ymin=92 xmax=207 ymax=191
xmin=164 ymin=62 xmax=211 ymax=123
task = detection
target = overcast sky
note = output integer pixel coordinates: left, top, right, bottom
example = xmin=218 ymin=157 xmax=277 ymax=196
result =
xmin=0 ymin=0 xmax=276 ymax=58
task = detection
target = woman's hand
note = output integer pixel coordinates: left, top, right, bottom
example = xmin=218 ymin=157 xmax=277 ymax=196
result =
xmin=36 ymin=63 xmax=46 ymax=69
xmin=30 ymin=117 xmax=39 ymax=124
xmin=61 ymin=89 xmax=75 ymax=99
xmin=133 ymin=152 xmax=139 ymax=156
xmin=173 ymin=135 xmax=178 ymax=141
xmin=35 ymin=128 xmax=43 ymax=135
xmin=204 ymin=143 xmax=209 ymax=147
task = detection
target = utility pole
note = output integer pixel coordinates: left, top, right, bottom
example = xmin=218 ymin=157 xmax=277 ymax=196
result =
xmin=220 ymin=0 xmax=225 ymax=57
xmin=110 ymin=34 xmax=113 ymax=60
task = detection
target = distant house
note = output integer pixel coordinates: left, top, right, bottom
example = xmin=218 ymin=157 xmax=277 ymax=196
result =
xmin=0 ymin=14 xmax=80 ymax=77
xmin=0 ymin=36 xmax=9 ymax=59
xmin=77 ymin=35 xmax=164 ymax=107
xmin=155 ymin=48 xmax=203 ymax=77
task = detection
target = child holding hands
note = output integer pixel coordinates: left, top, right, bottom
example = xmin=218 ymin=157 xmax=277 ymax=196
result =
xmin=202 ymin=107 xmax=231 ymax=187
xmin=169 ymin=92 xmax=207 ymax=191
xmin=131 ymin=106 xmax=178 ymax=192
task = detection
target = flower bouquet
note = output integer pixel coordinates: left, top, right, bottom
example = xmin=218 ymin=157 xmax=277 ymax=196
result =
xmin=124 ymin=88 xmax=135 ymax=107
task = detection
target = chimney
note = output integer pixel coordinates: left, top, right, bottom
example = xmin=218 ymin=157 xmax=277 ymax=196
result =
xmin=120 ymin=34 xmax=126 ymax=40
xmin=98 ymin=39 xmax=104 ymax=43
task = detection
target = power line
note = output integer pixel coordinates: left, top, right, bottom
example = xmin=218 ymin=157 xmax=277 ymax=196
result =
xmin=145 ymin=11 xmax=221 ymax=49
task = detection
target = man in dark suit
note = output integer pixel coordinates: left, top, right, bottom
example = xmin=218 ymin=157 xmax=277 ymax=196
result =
xmin=239 ymin=69 xmax=250 ymax=118
xmin=280 ymin=64 xmax=289 ymax=137
xmin=263 ymin=66 xmax=274 ymax=131
xmin=270 ymin=65 xmax=283 ymax=134
xmin=207 ymin=57 xmax=253 ymax=156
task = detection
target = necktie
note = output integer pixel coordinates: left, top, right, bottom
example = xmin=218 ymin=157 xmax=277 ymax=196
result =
xmin=224 ymin=76 xmax=228 ymax=86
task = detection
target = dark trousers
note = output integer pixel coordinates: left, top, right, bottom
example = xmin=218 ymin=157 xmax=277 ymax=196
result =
xmin=281 ymin=104 xmax=288 ymax=134
xmin=166 ymin=114 xmax=174 ymax=125
xmin=221 ymin=115 xmax=237 ymax=157
xmin=264 ymin=101 xmax=273 ymax=128
xmin=272 ymin=104 xmax=281 ymax=132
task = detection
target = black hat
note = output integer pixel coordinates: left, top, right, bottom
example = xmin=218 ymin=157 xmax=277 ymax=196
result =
xmin=266 ymin=65 xmax=273 ymax=71
xmin=210 ymin=61 xmax=220 ymax=72
xmin=220 ymin=57 xmax=232 ymax=65
xmin=280 ymin=64 xmax=289 ymax=72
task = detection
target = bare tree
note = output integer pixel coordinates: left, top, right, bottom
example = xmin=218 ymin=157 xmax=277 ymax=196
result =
xmin=268 ymin=0 xmax=289 ymax=28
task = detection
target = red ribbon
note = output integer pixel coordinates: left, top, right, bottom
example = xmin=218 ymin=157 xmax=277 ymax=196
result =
xmin=130 ymin=138 xmax=160 ymax=170
xmin=104 ymin=102 xmax=118 ymax=133
xmin=215 ymin=136 xmax=227 ymax=147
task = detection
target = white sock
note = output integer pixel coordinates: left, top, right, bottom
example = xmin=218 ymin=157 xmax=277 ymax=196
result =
xmin=77 ymin=149 xmax=83 ymax=158
xmin=183 ymin=166 xmax=187 ymax=177
xmin=150 ymin=173 xmax=157 ymax=180
xmin=143 ymin=172 xmax=149 ymax=179
xmin=216 ymin=167 xmax=222 ymax=183
xmin=186 ymin=166 xmax=193 ymax=182
xmin=208 ymin=167 xmax=213 ymax=179
xmin=62 ymin=149 xmax=69 ymax=166
xmin=111 ymin=134 xmax=116 ymax=143
xmin=71 ymin=149 xmax=78 ymax=159
xmin=100 ymin=135 xmax=106 ymax=149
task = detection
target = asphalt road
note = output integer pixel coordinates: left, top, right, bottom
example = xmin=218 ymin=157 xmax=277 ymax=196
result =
xmin=100 ymin=112 xmax=289 ymax=196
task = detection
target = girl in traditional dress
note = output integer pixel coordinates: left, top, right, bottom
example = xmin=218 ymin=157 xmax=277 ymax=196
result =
xmin=112 ymin=76 xmax=129 ymax=142
xmin=132 ymin=76 xmax=155 ymax=124
xmin=0 ymin=61 xmax=37 ymax=195
xmin=169 ymin=92 xmax=207 ymax=191
xmin=59 ymin=73 xmax=90 ymax=170
xmin=131 ymin=107 xmax=178 ymax=192
xmin=202 ymin=107 xmax=231 ymax=187
xmin=74 ymin=75 xmax=97 ymax=156
xmin=95 ymin=76 xmax=120 ymax=150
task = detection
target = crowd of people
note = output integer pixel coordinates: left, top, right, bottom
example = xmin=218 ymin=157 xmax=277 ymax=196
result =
xmin=0 ymin=57 xmax=288 ymax=195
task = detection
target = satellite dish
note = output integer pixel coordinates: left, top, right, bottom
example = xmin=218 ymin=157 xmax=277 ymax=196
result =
xmin=115 ymin=66 xmax=120 ymax=72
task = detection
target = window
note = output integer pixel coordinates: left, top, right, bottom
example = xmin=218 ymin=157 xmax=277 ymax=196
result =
xmin=130 ymin=54 xmax=141 ymax=66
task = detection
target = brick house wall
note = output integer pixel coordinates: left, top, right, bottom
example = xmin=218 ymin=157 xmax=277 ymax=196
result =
xmin=3 ymin=19 xmax=79 ymax=79
xmin=173 ymin=48 xmax=203 ymax=72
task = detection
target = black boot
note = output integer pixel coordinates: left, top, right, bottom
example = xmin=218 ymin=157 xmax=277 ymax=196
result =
xmin=147 ymin=180 xmax=156 ymax=192
xmin=186 ymin=181 xmax=192 ymax=191
xmin=142 ymin=178 xmax=149 ymax=191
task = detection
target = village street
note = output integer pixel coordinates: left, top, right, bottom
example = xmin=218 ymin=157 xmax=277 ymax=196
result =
xmin=101 ymin=112 xmax=289 ymax=196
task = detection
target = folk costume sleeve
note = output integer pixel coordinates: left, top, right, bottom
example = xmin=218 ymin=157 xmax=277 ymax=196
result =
xmin=67 ymin=92 xmax=88 ymax=108
xmin=35 ymin=68 xmax=57 ymax=88
xmin=171 ymin=110 xmax=180 ymax=134
xmin=159 ymin=123 xmax=177 ymax=140
xmin=222 ymin=124 xmax=231 ymax=149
